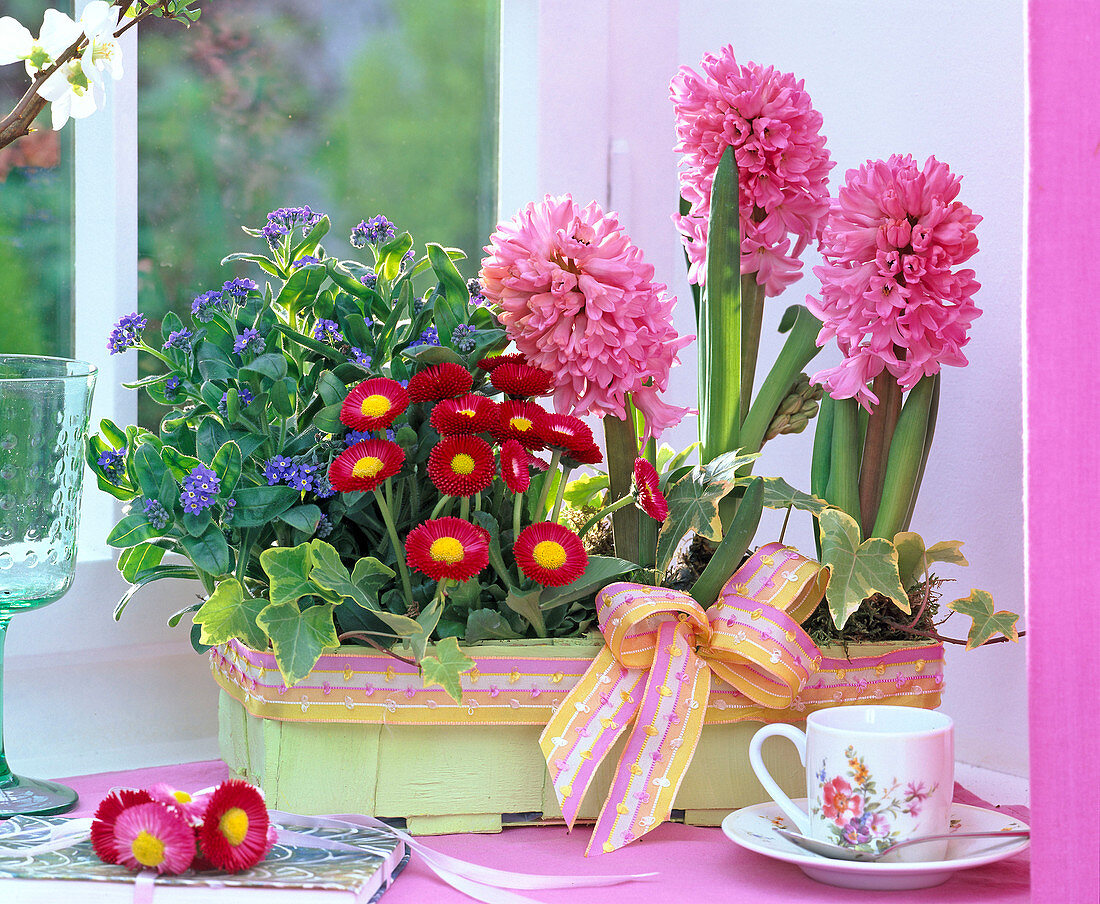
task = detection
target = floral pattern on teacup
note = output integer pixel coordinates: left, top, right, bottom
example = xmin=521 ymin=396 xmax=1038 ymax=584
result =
xmin=811 ymin=745 xmax=938 ymax=852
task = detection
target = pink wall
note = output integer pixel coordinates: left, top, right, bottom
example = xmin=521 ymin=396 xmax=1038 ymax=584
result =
xmin=1027 ymin=3 xmax=1100 ymax=900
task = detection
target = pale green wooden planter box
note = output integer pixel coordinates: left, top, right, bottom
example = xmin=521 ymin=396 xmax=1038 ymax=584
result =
xmin=215 ymin=637 xmax=944 ymax=835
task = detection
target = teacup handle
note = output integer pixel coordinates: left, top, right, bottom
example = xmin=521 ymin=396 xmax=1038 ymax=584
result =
xmin=748 ymin=723 xmax=811 ymax=834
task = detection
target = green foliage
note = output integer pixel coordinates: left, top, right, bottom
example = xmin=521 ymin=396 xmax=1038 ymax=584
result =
xmin=947 ymin=589 xmax=1020 ymax=650
xmin=419 ymin=636 xmax=476 ymax=703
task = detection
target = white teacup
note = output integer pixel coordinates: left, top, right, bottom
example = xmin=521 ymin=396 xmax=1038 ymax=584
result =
xmin=749 ymin=705 xmax=954 ymax=861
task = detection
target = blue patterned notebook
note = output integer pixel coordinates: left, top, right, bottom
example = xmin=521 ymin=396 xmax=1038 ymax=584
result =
xmin=0 ymin=814 xmax=409 ymax=902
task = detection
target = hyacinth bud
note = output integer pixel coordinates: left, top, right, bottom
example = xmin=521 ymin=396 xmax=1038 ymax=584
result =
xmin=765 ymin=373 xmax=824 ymax=442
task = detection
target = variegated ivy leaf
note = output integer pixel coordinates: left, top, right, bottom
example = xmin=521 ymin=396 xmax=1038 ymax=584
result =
xmin=419 ymin=636 xmax=475 ymax=703
xmin=893 ymin=532 xmax=970 ymax=590
xmin=947 ymin=589 xmax=1020 ymax=650
xmin=819 ymin=507 xmax=909 ymax=628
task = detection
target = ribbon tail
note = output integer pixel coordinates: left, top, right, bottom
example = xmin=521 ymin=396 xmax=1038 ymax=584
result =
xmin=270 ymin=812 xmax=656 ymax=900
xmin=586 ymin=620 xmax=711 ymax=855
xmin=538 ymin=646 xmax=644 ymax=828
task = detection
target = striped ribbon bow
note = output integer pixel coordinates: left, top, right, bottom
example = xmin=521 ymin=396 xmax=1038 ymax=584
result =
xmin=539 ymin=541 xmax=830 ymax=855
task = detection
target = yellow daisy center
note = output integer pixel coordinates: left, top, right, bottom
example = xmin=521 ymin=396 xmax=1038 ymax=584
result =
xmin=220 ymin=807 xmax=249 ymax=847
xmin=429 ymin=537 xmax=465 ymax=564
xmin=360 ymin=394 xmax=392 ymax=418
xmin=352 ymin=455 xmax=385 ymax=478
xmin=451 ymin=453 xmax=476 ymax=475
xmin=172 ymin=790 xmax=192 ymax=804
xmin=532 ymin=540 xmax=567 ymax=570
xmin=510 ymin=416 xmax=533 ymax=432
xmin=130 ymin=830 xmax=166 ymax=867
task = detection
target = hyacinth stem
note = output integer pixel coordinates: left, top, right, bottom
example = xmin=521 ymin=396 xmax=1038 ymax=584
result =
xmin=603 ymin=414 xmax=640 ymax=561
xmin=901 ymin=374 xmax=940 ymax=532
xmin=825 ymin=397 xmax=862 ymax=523
xmin=872 ymin=374 xmax=936 ymax=539
xmin=739 ymin=305 xmax=824 ymax=461
xmin=374 ymin=489 xmax=415 ymax=609
xmin=858 ymin=372 xmax=903 ymax=538
xmin=739 ymin=275 xmax=766 ymax=425
xmin=698 ymin=145 xmax=742 ymax=468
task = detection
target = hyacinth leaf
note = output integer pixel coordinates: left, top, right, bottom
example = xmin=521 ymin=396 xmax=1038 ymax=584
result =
xmin=231 ymin=485 xmax=300 ymax=528
xmin=106 ymin=513 xmax=165 ymax=548
xmin=179 ymin=525 xmax=233 ymax=577
xmin=539 ymin=556 xmax=637 ymax=610
xmin=733 ymin=475 xmax=830 ymax=515
xmin=691 ymin=478 xmax=763 ymax=607
xmin=698 ymin=144 xmax=742 ymax=466
xmin=260 ymin=544 xmax=316 ymax=608
xmin=257 ymin=600 xmax=341 ymax=688
xmin=893 ymin=532 xmax=970 ymax=589
xmin=947 ymin=589 xmax=1020 ymax=650
xmin=193 ymin=578 xmax=269 ymax=651
xmin=211 ymin=441 xmax=242 ymax=499
xmin=871 ymin=375 xmax=935 ymax=539
xmin=276 ymin=262 xmax=328 ymax=318
xmin=465 ymin=609 xmax=522 ymax=643
xmin=118 ymin=541 xmax=166 ymax=584
xmin=656 ymin=468 xmax=739 ymax=578
xmin=739 ymin=305 xmax=825 ymax=458
xmin=504 ymin=588 xmax=546 ymax=637
xmin=818 ymin=507 xmax=909 ymax=628
xmin=420 ymin=636 xmax=476 ymax=703
xmin=562 ymin=472 xmax=610 ymax=508
xmin=112 ymin=564 xmax=197 ymax=620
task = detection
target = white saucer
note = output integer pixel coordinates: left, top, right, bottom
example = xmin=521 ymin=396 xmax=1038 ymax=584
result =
xmin=721 ymin=800 xmax=1029 ymax=890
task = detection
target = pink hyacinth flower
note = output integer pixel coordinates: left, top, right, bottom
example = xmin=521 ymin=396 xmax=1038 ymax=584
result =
xmin=807 ymin=154 xmax=983 ymax=409
xmin=480 ymin=194 xmax=693 ymax=441
xmin=670 ymin=44 xmax=834 ymax=297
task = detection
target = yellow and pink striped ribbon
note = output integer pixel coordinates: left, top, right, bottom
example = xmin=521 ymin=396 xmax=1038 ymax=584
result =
xmin=539 ymin=541 xmax=833 ymax=855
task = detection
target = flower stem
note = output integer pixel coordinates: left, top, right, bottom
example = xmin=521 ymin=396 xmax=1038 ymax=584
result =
xmin=858 ymin=371 xmax=902 ymax=538
xmin=535 ymin=450 xmax=562 ymax=518
xmin=374 ymin=489 xmax=415 ymax=609
xmin=578 ymin=494 xmax=634 ymax=538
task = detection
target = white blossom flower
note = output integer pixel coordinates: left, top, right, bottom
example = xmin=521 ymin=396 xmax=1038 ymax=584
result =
xmin=37 ymin=58 xmax=101 ymax=130
xmin=79 ymin=1 xmax=123 ymax=85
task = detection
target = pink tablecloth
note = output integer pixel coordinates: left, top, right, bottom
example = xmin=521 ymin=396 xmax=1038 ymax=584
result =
xmin=57 ymin=760 xmax=1030 ymax=903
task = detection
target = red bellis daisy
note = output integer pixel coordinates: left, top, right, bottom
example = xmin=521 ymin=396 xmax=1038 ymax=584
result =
xmin=427 ymin=435 xmax=496 ymax=497
xmin=329 ymin=439 xmax=405 ymax=493
xmin=476 ymin=351 xmax=528 ymax=372
xmin=490 ymin=362 xmax=554 ymax=398
xmin=493 ymin=400 xmax=549 ymax=450
xmin=407 ymin=362 xmax=473 ymax=403
xmin=500 ymin=439 xmax=531 ymax=492
xmin=633 ymin=457 xmax=669 ymax=522
xmin=91 ymin=789 xmax=155 ymax=864
xmin=405 ymin=516 xmax=490 ymax=582
xmin=340 ymin=378 xmax=409 ymax=432
xmin=514 ymin=522 xmax=588 ymax=587
xmin=430 ymin=393 xmax=500 ymax=435
xmin=199 ymin=780 xmax=274 ymax=872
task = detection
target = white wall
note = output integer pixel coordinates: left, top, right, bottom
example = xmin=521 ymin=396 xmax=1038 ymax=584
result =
xmin=529 ymin=0 xmax=1027 ymax=776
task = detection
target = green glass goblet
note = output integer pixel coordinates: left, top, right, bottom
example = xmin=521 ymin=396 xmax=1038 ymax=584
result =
xmin=0 ymin=355 xmax=97 ymax=816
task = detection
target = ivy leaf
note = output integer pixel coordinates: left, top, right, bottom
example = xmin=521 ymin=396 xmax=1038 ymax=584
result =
xmin=419 ymin=636 xmax=475 ymax=703
xmin=192 ymin=578 xmax=269 ymax=650
xmin=257 ymin=600 xmax=341 ymax=687
xmin=819 ymin=507 xmax=909 ymax=628
xmin=947 ymin=589 xmax=1021 ymax=650
xmin=735 ymin=475 xmax=830 ymax=515
xmin=260 ymin=544 xmax=316 ymax=608
xmin=465 ymin=609 xmax=522 ymax=643
xmin=656 ymin=469 xmax=738 ymax=577
xmin=893 ymin=532 xmax=970 ymax=588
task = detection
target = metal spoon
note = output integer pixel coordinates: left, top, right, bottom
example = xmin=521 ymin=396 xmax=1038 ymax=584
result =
xmin=775 ymin=828 xmax=1030 ymax=862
